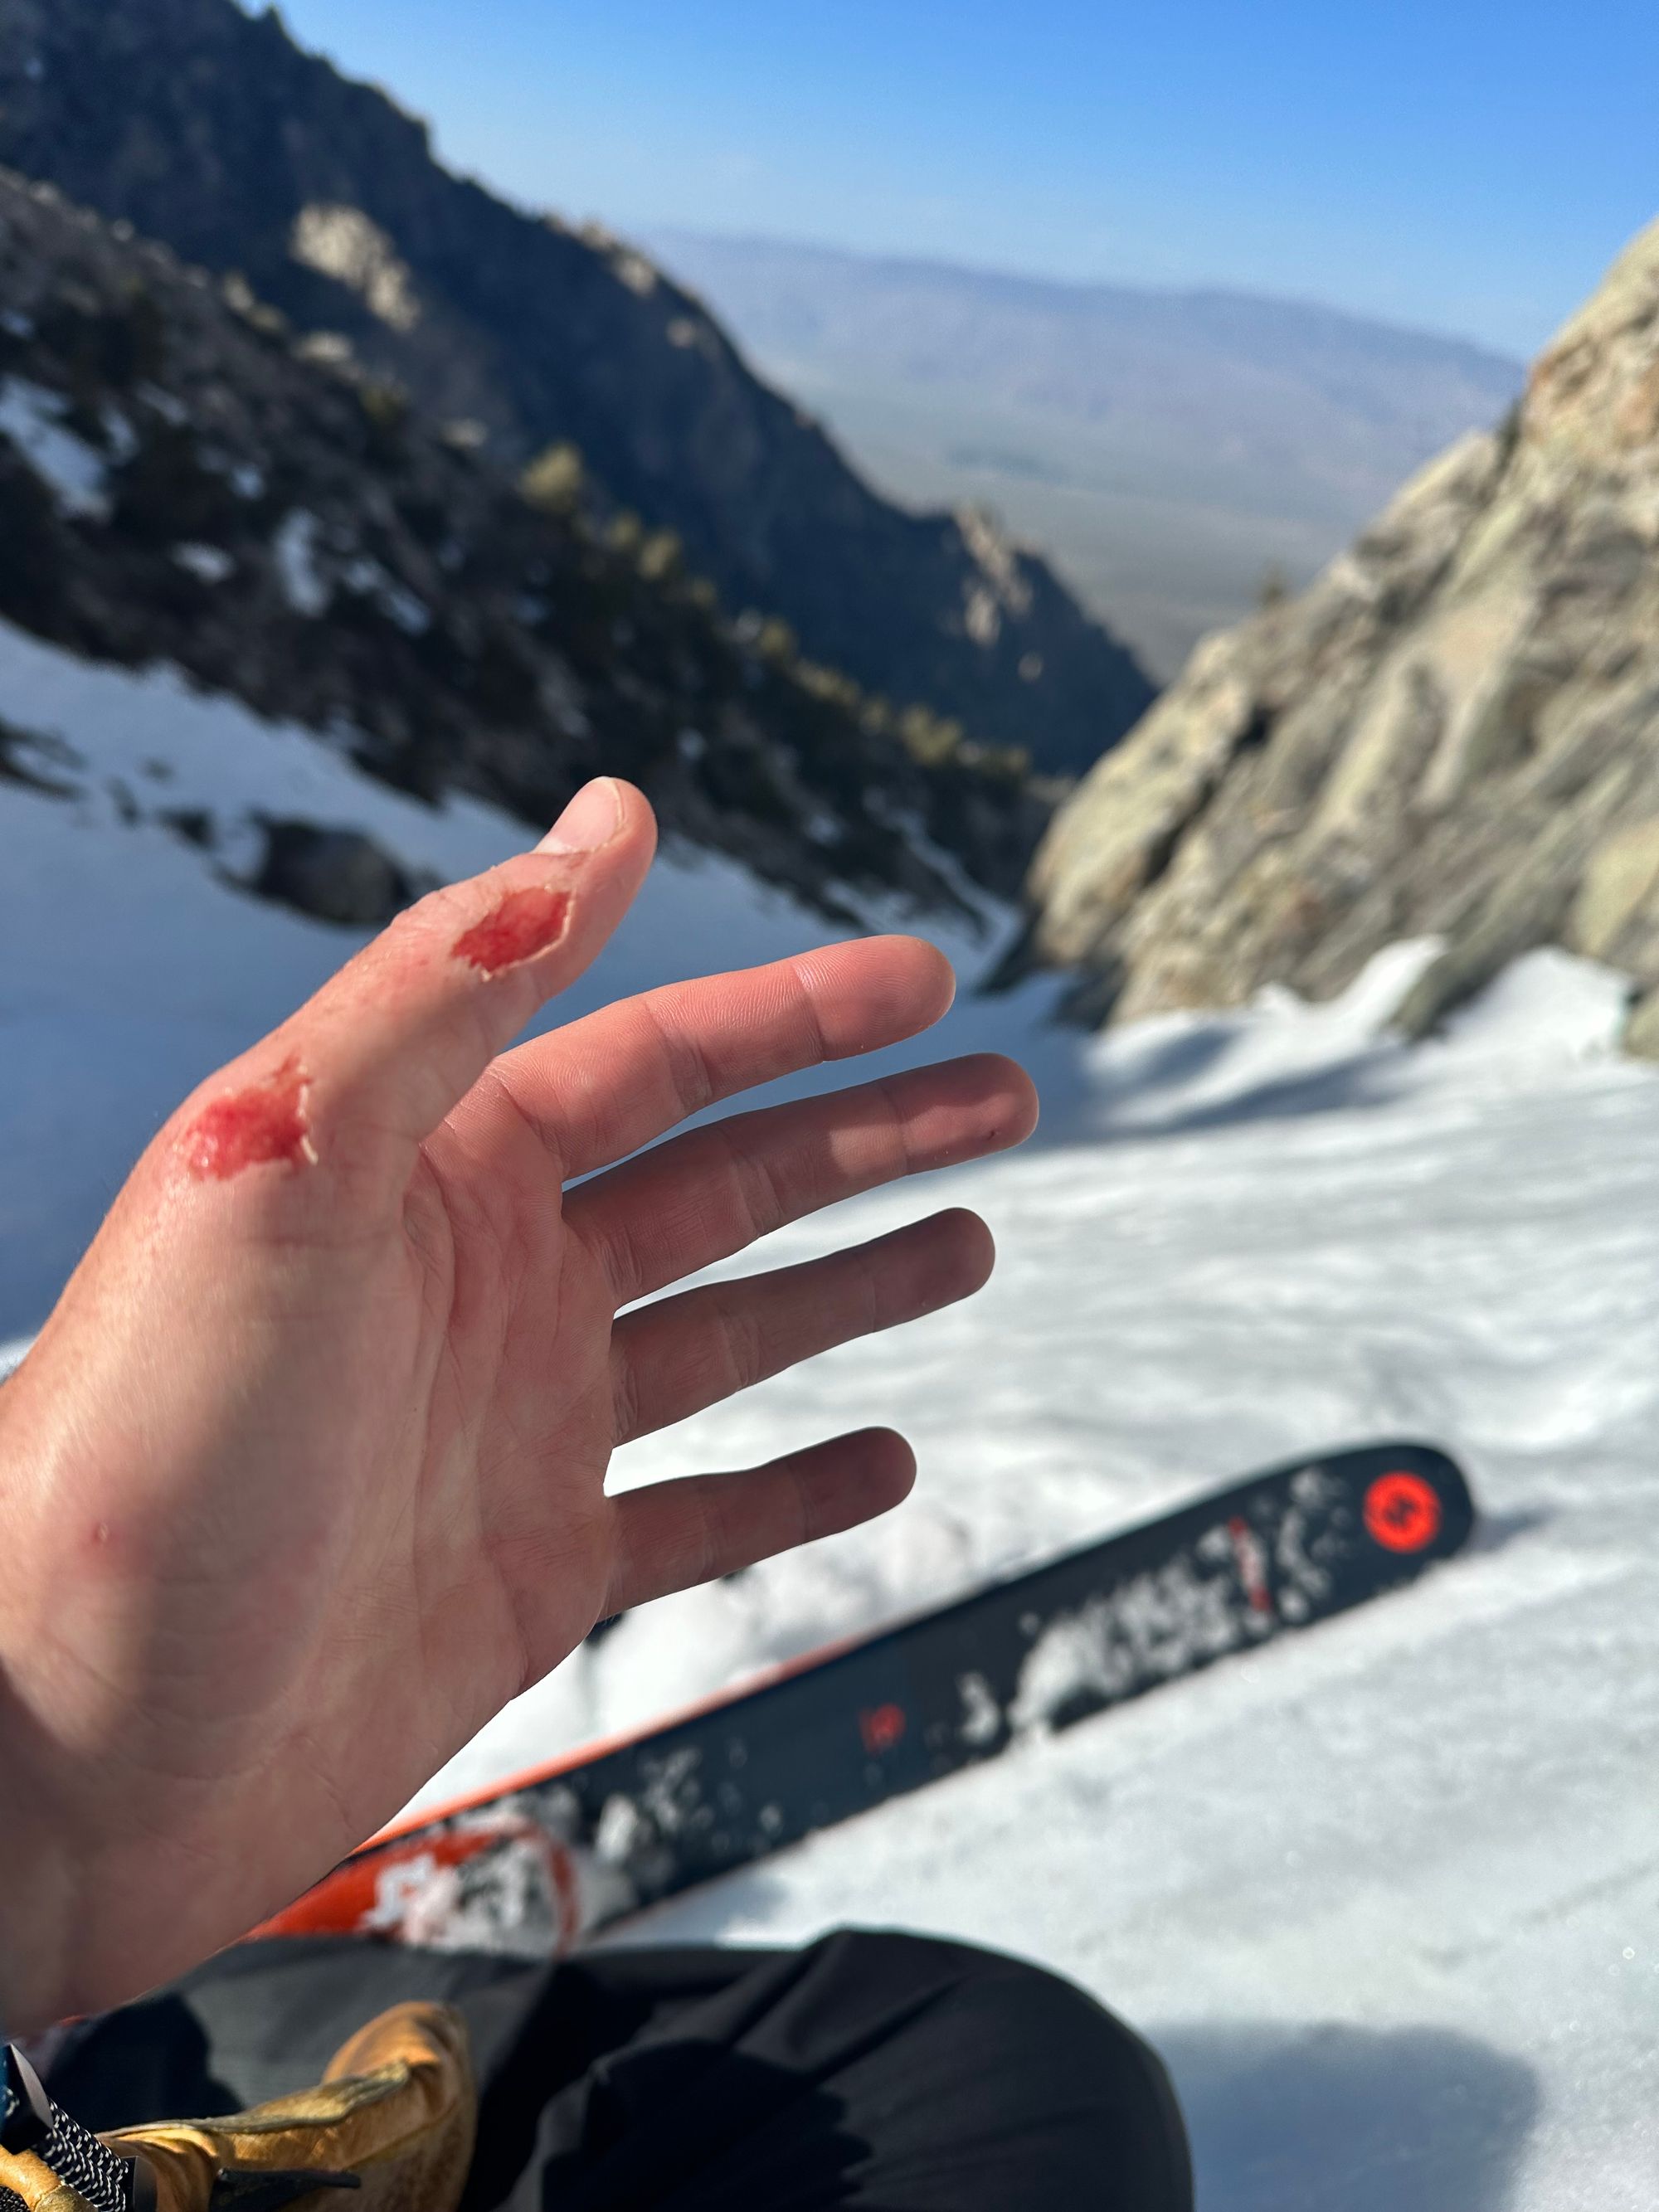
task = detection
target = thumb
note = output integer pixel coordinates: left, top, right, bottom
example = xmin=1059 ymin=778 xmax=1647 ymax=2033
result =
xmin=167 ymin=778 xmax=656 ymax=1202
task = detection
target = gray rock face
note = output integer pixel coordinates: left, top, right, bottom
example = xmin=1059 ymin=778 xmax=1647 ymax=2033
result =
xmin=1023 ymin=218 xmax=1659 ymax=1049
xmin=0 ymin=0 xmax=1153 ymax=773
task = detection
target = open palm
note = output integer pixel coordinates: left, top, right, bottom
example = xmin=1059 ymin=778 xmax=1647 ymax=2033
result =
xmin=0 ymin=780 xmax=1036 ymax=2035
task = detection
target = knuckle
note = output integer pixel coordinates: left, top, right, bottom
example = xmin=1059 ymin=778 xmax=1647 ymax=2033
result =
xmin=640 ymin=990 xmax=716 ymax=1122
xmin=785 ymin=956 xmax=833 ymax=1066
xmin=718 ymin=1121 xmax=786 ymax=1246
xmin=610 ymin=1348 xmax=640 ymax=1446
xmin=721 ymin=1298 xmax=769 ymax=1394
xmin=874 ymin=1074 xmax=918 ymax=1175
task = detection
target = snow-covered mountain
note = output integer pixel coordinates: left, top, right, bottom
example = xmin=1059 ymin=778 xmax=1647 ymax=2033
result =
xmin=0 ymin=0 xmax=1154 ymax=773
xmin=0 ymin=167 xmax=1051 ymax=926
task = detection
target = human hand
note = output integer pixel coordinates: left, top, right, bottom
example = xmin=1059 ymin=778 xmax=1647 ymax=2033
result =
xmin=0 ymin=780 xmax=1036 ymax=2035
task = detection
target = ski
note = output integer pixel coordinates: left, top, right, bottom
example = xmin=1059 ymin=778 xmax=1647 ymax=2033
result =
xmin=258 ymin=1441 xmax=1474 ymax=1957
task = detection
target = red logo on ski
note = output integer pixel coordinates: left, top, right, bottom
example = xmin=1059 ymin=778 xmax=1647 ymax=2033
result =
xmin=1363 ymin=1471 xmax=1442 ymax=1553
xmin=859 ymin=1703 xmax=907 ymax=1755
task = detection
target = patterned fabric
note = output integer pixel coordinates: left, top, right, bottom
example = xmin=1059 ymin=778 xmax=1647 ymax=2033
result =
xmin=4 ymin=2045 xmax=134 ymax=2212
xmin=37 ymin=2111 xmax=135 ymax=2212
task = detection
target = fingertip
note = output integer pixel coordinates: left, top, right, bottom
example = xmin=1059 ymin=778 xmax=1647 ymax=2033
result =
xmin=883 ymin=934 xmax=958 ymax=1023
xmin=795 ymin=1424 xmax=917 ymax=1524
xmin=964 ymin=1052 xmax=1039 ymax=1148
xmin=800 ymin=934 xmax=956 ymax=1055
xmin=535 ymin=780 xmax=658 ymax=893
xmin=998 ymin=1053 xmax=1041 ymax=1142
xmin=935 ymin=1204 xmax=997 ymax=1291
xmin=610 ymin=777 xmax=659 ymax=861
xmin=844 ymin=1425 xmax=918 ymax=1508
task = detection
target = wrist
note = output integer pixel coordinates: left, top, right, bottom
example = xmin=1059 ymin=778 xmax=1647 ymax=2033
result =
xmin=0 ymin=1709 xmax=79 ymax=2040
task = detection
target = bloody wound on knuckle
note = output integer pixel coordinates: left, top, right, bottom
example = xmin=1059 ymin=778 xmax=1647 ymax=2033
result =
xmin=178 ymin=1055 xmax=319 ymax=1181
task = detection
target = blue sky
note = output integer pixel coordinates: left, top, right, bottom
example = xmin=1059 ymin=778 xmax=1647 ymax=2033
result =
xmin=276 ymin=0 xmax=1657 ymax=357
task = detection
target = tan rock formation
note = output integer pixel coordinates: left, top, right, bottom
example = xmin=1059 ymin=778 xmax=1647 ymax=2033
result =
xmin=1025 ymin=219 xmax=1659 ymax=1049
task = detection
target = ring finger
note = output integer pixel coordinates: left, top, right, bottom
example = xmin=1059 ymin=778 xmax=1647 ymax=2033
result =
xmin=610 ymin=1209 xmax=994 ymax=1444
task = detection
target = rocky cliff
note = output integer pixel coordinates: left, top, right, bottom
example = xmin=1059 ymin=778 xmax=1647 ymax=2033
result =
xmin=0 ymin=0 xmax=1154 ymax=774
xmin=0 ymin=168 xmax=1050 ymax=926
xmin=1021 ymin=218 xmax=1659 ymax=1053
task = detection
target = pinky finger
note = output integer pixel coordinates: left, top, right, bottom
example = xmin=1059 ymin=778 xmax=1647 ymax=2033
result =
xmin=601 ymin=1429 xmax=916 ymax=1618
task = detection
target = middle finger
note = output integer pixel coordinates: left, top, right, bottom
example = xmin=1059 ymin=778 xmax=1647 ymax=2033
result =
xmin=566 ymin=1052 xmax=1036 ymax=1306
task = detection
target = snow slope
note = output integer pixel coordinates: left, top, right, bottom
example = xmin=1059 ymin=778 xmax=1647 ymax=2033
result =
xmin=2 ymin=621 xmax=1656 ymax=2205
xmin=0 ymin=614 xmax=1079 ymax=1340
xmin=410 ymin=957 xmax=1659 ymax=2210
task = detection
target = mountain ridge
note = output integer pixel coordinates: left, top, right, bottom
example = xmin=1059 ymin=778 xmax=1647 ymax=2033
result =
xmin=0 ymin=163 xmax=1052 ymax=931
xmin=0 ymin=0 xmax=1152 ymax=772
xmin=649 ymin=228 xmax=1522 ymax=372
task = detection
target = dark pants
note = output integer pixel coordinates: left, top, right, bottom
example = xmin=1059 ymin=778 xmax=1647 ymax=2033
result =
xmin=51 ymin=1930 xmax=1193 ymax=2210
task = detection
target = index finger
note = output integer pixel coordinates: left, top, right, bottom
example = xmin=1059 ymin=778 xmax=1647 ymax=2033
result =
xmin=493 ymin=934 xmax=957 ymax=1179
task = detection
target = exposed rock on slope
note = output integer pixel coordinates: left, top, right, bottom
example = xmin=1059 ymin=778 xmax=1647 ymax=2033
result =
xmin=1022 ymin=219 xmax=1659 ymax=1052
xmin=0 ymin=168 xmax=1048 ymax=923
xmin=0 ymin=0 xmax=1154 ymax=773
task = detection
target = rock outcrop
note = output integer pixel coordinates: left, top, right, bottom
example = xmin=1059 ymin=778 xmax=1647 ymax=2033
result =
xmin=1021 ymin=219 xmax=1659 ymax=1051
xmin=0 ymin=0 xmax=1154 ymax=773
xmin=0 ymin=168 xmax=1050 ymax=924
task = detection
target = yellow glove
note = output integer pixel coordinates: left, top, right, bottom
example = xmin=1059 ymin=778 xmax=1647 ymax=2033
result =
xmin=0 ymin=2005 xmax=474 ymax=2212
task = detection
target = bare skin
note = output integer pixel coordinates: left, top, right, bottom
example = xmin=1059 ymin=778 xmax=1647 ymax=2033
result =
xmin=0 ymin=778 xmax=1038 ymax=2036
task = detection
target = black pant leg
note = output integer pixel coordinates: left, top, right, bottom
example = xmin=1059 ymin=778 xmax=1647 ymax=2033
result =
xmin=49 ymin=1930 xmax=1191 ymax=2212
xmin=530 ymin=1928 xmax=1191 ymax=2212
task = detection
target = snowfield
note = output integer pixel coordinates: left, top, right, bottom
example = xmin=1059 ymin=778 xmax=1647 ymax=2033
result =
xmin=0 ymin=615 xmax=1072 ymax=1341
xmin=2 ymin=620 xmax=1656 ymax=2207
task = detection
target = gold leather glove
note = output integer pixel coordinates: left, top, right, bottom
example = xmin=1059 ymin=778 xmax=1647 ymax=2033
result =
xmin=0 ymin=2004 xmax=474 ymax=2212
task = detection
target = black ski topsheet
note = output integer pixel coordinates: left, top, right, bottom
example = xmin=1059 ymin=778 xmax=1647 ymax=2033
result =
xmin=260 ymin=1441 xmax=1474 ymax=1955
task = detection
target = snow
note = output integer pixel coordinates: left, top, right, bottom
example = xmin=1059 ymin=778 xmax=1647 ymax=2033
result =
xmin=0 ymin=377 xmax=110 ymax=516
xmin=173 ymin=542 xmax=236 ymax=586
xmin=340 ymin=552 xmax=431 ymax=634
xmin=271 ymin=508 xmax=330 ymax=615
xmin=2 ymin=616 xmax=1657 ymax=2205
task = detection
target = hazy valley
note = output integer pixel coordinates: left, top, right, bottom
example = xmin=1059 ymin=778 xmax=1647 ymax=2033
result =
xmin=647 ymin=230 xmax=1524 ymax=679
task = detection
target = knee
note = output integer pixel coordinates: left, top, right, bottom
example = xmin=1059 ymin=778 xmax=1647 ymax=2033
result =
xmin=814 ymin=1928 xmax=1193 ymax=2208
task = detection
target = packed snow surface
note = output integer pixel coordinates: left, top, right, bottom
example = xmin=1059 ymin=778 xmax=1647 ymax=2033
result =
xmin=2 ymin=618 xmax=1656 ymax=2205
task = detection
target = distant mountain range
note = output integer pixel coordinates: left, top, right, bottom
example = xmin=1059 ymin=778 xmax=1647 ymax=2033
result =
xmin=646 ymin=231 xmax=1525 ymax=680
xmin=0 ymin=0 xmax=1152 ymax=773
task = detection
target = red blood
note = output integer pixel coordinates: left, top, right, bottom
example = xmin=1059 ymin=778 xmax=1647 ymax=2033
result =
xmin=451 ymin=886 xmax=571 ymax=975
xmin=181 ymin=1055 xmax=317 ymax=1180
